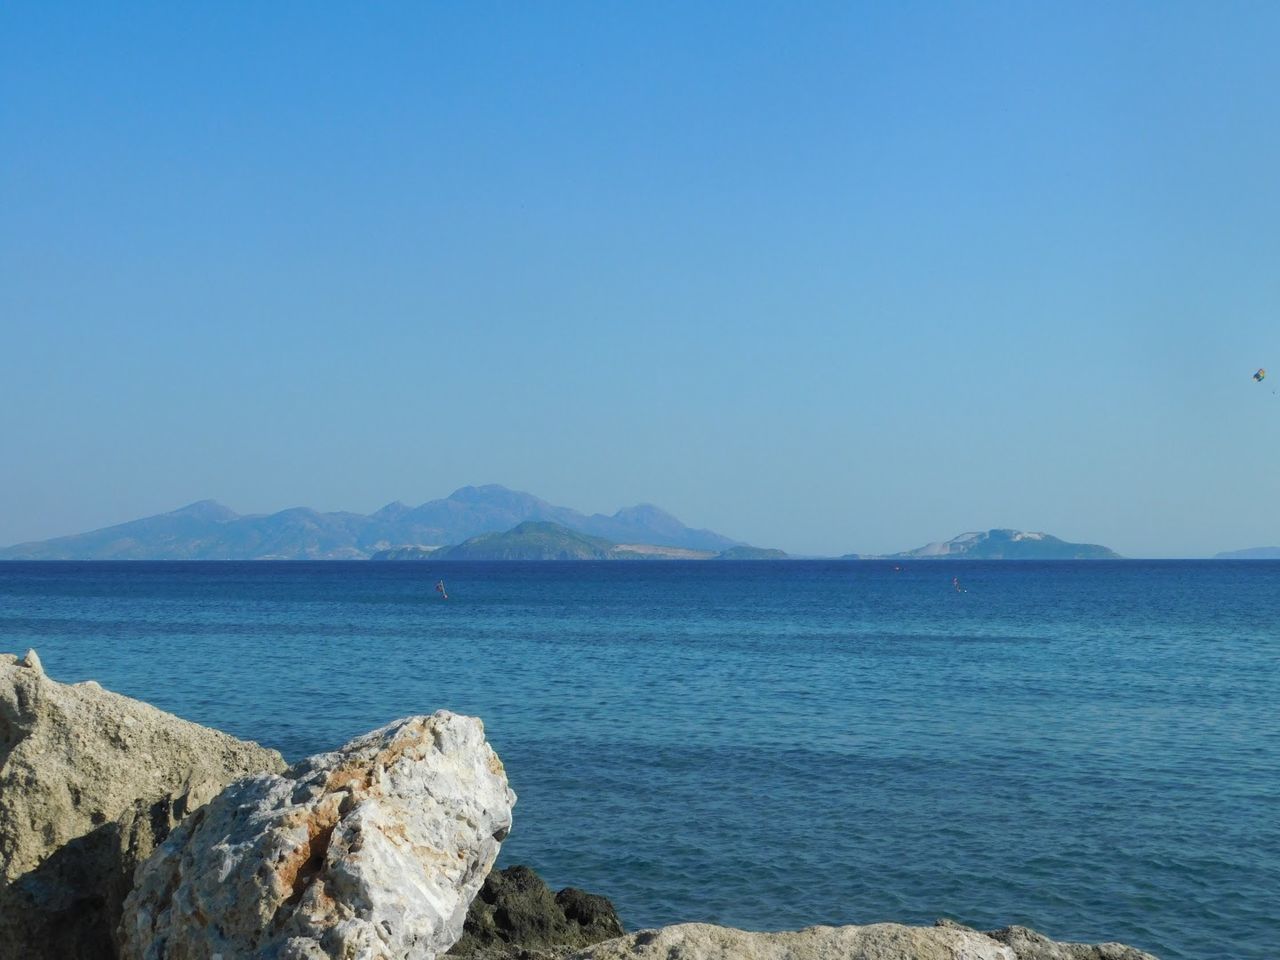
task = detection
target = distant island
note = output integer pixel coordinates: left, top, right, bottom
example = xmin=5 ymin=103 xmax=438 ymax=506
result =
xmin=370 ymin=522 xmax=789 ymax=561
xmin=0 ymin=489 xmax=1124 ymax=562
xmin=845 ymin=528 xmax=1121 ymax=560
xmin=1214 ymin=546 xmax=1280 ymax=559
xmin=0 ymin=485 xmax=777 ymax=561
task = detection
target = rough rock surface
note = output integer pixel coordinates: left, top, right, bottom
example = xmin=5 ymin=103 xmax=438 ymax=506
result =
xmin=0 ymin=650 xmax=285 ymax=960
xmin=564 ymin=922 xmax=1018 ymax=959
xmin=120 ymin=712 xmax=516 ymax=960
xmin=562 ymin=922 xmax=1160 ymax=960
xmin=448 ymin=865 xmax=624 ymax=959
xmin=985 ymin=924 xmax=1158 ymax=959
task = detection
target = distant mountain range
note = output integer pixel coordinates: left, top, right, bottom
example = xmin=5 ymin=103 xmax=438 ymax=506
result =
xmin=0 ymin=492 xmax=1127 ymax=562
xmin=1214 ymin=546 xmax=1280 ymax=559
xmin=845 ymin=529 xmax=1121 ymax=560
xmin=370 ymin=522 xmax=789 ymax=561
xmin=0 ymin=485 xmax=747 ymax=561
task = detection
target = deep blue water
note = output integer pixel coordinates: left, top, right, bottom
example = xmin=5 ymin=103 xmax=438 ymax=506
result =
xmin=1 ymin=561 xmax=1277 ymax=960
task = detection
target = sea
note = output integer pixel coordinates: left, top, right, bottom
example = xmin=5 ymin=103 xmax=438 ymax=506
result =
xmin=1 ymin=560 xmax=1276 ymax=960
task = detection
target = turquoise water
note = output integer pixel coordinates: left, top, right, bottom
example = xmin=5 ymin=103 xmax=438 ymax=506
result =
xmin=1 ymin=560 xmax=1276 ymax=959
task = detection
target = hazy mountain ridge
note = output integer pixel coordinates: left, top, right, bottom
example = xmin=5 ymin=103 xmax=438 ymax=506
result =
xmin=1214 ymin=546 xmax=1280 ymax=559
xmin=0 ymin=486 xmax=744 ymax=560
xmin=846 ymin=528 xmax=1121 ymax=560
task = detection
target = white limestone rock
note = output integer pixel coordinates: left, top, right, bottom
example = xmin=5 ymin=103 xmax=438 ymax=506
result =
xmin=120 ymin=712 xmax=516 ymax=960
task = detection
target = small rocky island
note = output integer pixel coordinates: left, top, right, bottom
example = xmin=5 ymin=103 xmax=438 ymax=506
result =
xmin=1 ymin=651 xmax=1158 ymax=959
xmin=846 ymin=529 xmax=1121 ymax=560
xmin=1214 ymin=546 xmax=1280 ymax=559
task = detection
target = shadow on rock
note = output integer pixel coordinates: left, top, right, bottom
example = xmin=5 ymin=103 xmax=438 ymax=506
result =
xmin=0 ymin=822 xmax=123 ymax=960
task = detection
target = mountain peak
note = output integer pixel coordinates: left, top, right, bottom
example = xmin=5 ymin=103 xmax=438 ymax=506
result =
xmin=447 ymin=483 xmax=516 ymax=500
xmin=596 ymin=502 xmax=739 ymax=550
xmin=171 ymin=500 xmax=238 ymax=523
xmin=443 ymin=484 xmax=553 ymax=510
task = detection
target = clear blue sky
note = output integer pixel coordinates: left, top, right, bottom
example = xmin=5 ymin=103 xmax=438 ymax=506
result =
xmin=2 ymin=2 xmax=1278 ymax=557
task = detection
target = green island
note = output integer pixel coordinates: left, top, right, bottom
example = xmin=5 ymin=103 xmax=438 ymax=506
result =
xmin=370 ymin=522 xmax=789 ymax=561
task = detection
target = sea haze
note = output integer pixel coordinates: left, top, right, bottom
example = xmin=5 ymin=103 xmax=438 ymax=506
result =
xmin=1 ymin=560 xmax=1275 ymax=960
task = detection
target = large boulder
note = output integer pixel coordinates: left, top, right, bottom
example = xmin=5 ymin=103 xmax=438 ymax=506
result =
xmin=119 ymin=712 xmax=516 ymax=960
xmin=448 ymin=865 xmax=624 ymax=959
xmin=0 ymin=650 xmax=286 ymax=960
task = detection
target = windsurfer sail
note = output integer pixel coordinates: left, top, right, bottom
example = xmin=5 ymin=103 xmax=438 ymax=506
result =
xmin=435 ymin=579 xmax=448 ymax=600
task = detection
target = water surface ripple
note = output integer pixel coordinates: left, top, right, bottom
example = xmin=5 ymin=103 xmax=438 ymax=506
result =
xmin=1 ymin=560 xmax=1276 ymax=960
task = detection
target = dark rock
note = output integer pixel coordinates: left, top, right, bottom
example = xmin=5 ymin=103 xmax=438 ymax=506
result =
xmin=554 ymin=886 xmax=624 ymax=942
xmin=449 ymin=866 xmax=624 ymax=960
